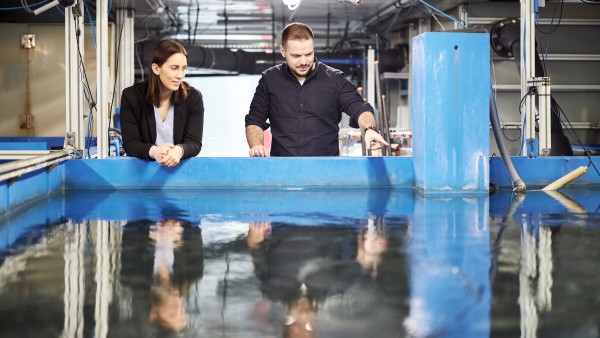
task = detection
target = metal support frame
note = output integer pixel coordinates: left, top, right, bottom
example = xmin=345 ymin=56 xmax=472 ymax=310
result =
xmin=96 ymin=0 xmax=109 ymax=158
xmin=366 ymin=48 xmax=376 ymax=114
xmin=456 ymin=4 xmax=468 ymax=30
xmin=520 ymin=0 xmax=536 ymax=156
xmin=364 ymin=47 xmax=377 ymax=156
xmin=529 ymin=76 xmax=552 ymax=156
xmin=65 ymin=2 xmax=85 ymax=150
xmin=116 ymin=8 xmax=135 ymax=113
xmin=0 ymin=150 xmax=71 ymax=183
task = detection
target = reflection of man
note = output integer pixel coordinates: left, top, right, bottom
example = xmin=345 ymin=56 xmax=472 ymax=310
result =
xmin=356 ymin=221 xmax=389 ymax=279
xmin=246 ymin=221 xmax=361 ymax=337
xmin=284 ymin=284 xmax=316 ymax=338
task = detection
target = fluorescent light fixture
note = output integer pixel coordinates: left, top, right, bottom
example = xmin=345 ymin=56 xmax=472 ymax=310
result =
xmin=171 ymin=34 xmax=273 ymax=41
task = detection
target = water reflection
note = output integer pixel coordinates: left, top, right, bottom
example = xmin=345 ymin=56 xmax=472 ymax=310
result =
xmin=405 ymin=195 xmax=490 ymax=338
xmin=356 ymin=217 xmax=388 ymax=279
xmin=489 ymin=189 xmax=600 ymax=338
xmin=245 ymin=216 xmax=406 ymax=338
xmin=117 ymin=219 xmax=204 ymax=336
xmin=0 ymin=189 xmax=599 ymax=337
xmin=247 ymin=221 xmax=363 ymax=337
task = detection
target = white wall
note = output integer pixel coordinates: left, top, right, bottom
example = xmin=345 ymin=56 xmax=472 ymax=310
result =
xmin=0 ymin=22 xmax=112 ymax=138
xmin=187 ymin=75 xmax=260 ymax=157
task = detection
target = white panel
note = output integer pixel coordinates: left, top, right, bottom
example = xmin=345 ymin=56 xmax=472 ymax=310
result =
xmin=187 ymin=75 xmax=260 ymax=157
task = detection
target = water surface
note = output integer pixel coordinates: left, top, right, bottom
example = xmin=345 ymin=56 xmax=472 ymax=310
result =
xmin=0 ymin=189 xmax=598 ymax=337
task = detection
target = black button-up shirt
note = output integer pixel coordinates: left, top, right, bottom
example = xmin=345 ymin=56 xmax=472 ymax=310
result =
xmin=245 ymin=61 xmax=374 ymax=156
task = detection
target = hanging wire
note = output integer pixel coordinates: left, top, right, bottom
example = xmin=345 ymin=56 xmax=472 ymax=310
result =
xmin=418 ymin=0 xmax=467 ymax=29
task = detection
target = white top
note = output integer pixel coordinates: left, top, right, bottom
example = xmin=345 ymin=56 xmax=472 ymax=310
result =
xmin=154 ymin=104 xmax=175 ymax=146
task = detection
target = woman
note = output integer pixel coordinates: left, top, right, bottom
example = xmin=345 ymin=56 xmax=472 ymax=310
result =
xmin=120 ymin=39 xmax=204 ymax=167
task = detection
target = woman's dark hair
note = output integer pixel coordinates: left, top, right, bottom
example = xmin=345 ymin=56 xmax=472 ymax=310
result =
xmin=281 ymin=22 xmax=314 ymax=47
xmin=147 ymin=39 xmax=189 ymax=107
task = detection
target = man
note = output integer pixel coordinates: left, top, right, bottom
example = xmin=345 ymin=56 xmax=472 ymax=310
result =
xmin=245 ymin=22 xmax=388 ymax=157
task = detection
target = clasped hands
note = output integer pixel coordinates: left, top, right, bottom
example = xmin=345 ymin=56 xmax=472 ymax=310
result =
xmin=150 ymin=143 xmax=184 ymax=167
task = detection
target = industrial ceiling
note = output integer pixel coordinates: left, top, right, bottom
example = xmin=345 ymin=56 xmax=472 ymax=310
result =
xmin=0 ymin=0 xmax=457 ymax=52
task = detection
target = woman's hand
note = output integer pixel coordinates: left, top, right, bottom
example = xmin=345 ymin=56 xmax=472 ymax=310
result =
xmin=153 ymin=144 xmax=183 ymax=167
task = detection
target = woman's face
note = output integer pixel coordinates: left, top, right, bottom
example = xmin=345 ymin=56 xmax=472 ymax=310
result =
xmin=152 ymin=52 xmax=187 ymax=93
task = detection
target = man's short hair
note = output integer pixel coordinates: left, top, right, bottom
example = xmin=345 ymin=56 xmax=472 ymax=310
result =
xmin=281 ymin=22 xmax=314 ymax=46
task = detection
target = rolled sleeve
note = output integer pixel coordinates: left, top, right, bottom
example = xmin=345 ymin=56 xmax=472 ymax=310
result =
xmin=338 ymin=76 xmax=375 ymax=129
xmin=245 ymin=76 xmax=271 ymax=130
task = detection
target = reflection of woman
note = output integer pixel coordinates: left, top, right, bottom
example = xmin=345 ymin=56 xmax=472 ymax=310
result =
xmin=148 ymin=220 xmax=187 ymax=332
xmin=120 ymin=39 xmax=204 ymax=166
xmin=114 ymin=219 xmax=204 ymax=336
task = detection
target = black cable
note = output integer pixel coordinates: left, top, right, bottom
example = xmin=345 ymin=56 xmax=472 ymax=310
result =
xmin=536 ymin=0 xmax=563 ymax=35
xmin=552 ymin=103 xmax=600 ymax=176
xmin=332 ymin=21 xmax=349 ymax=53
xmin=108 ymin=17 xmax=125 ymax=125
xmin=74 ymin=16 xmax=96 ymax=112
xmin=536 ymin=0 xmax=563 ymax=73
xmin=74 ymin=15 xmax=97 ymax=157
xmin=193 ymin=0 xmax=200 ymax=45
xmin=518 ymin=87 xmax=537 ymax=116
xmin=187 ymin=0 xmax=192 ymax=46
xmin=580 ymin=0 xmax=600 ymax=4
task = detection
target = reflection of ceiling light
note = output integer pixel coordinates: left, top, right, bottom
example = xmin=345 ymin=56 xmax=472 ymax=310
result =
xmin=337 ymin=0 xmax=362 ymax=5
xmin=283 ymin=0 xmax=301 ymax=10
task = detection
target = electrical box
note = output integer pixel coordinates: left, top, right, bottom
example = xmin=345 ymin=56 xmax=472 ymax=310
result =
xmin=21 ymin=34 xmax=35 ymax=49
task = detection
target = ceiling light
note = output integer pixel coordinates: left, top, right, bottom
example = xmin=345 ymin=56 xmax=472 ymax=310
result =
xmin=283 ymin=0 xmax=301 ymax=11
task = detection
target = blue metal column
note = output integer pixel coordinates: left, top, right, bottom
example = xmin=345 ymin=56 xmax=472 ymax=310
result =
xmin=411 ymin=32 xmax=490 ymax=193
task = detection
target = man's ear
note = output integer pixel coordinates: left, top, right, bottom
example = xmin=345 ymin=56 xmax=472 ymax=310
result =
xmin=152 ymin=63 xmax=160 ymax=76
xmin=279 ymin=45 xmax=285 ymax=58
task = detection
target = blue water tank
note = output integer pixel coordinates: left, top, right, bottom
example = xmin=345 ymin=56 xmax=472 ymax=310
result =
xmin=411 ymin=32 xmax=490 ymax=193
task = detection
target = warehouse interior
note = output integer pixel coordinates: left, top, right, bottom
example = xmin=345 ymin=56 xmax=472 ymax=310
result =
xmin=1 ymin=2 xmax=600 ymax=337
xmin=0 ymin=0 xmax=598 ymax=158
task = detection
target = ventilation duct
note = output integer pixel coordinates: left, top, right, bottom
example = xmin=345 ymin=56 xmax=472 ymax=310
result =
xmin=139 ymin=41 xmax=405 ymax=75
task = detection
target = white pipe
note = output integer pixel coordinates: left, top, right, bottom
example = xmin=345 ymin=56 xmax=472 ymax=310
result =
xmin=542 ymin=166 xmax=588 ymax=191
xmin=34 ymin=0 xmax=60 ymax=15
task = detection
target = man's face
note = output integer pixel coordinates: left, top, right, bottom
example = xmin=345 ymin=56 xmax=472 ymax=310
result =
xmin=280 ymin=38 xmax=315 ymax=81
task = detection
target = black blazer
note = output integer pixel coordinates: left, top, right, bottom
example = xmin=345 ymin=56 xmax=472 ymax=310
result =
xmin=120 ymin=81 xmax=204 ymax=160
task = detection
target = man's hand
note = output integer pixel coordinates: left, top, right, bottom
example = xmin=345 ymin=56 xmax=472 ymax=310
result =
xmin=363 ymin=129 xmax=389 ymax=150
xmin=247 ymin=221 xmax=272 ymax=249
xmin=249 ymin=145 xmax=270 ymax=157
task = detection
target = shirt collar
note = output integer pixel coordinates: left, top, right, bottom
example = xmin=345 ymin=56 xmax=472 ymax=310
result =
xmin=283 ymin=57 xmax=320 ymax=82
